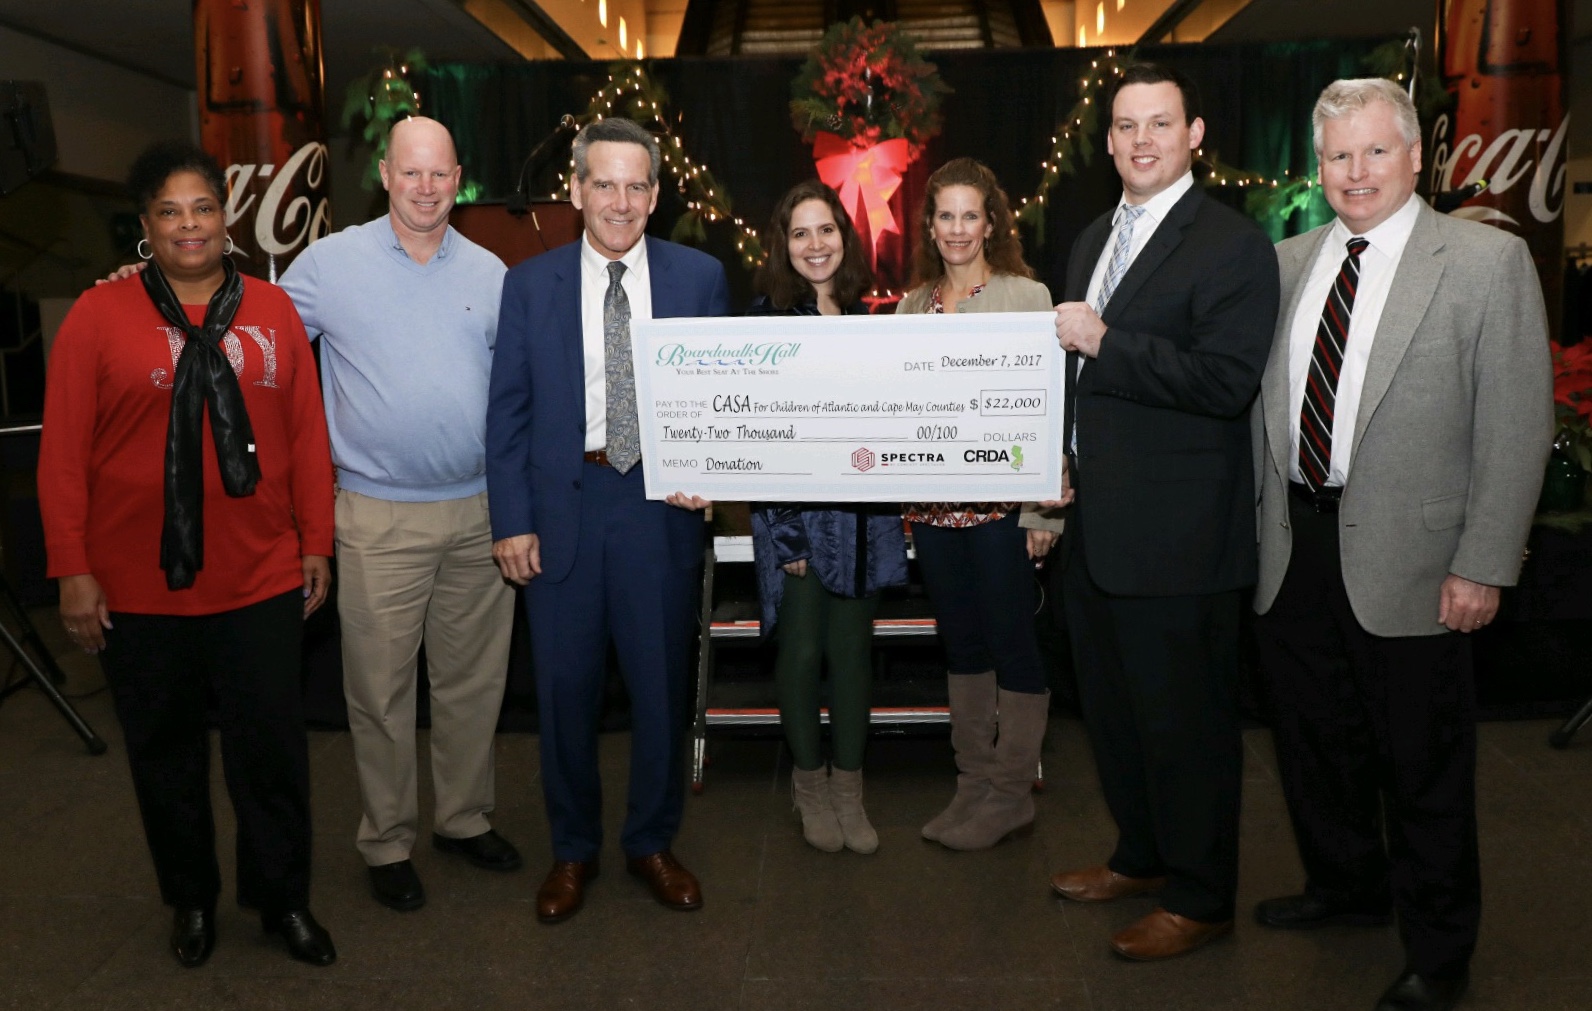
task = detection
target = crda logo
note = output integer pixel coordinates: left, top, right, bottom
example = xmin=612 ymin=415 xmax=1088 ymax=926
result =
xmin=964 ymin=446 xmax=1026 ymax=471
xmin=851 ymin=447 xmax=875 ymax=472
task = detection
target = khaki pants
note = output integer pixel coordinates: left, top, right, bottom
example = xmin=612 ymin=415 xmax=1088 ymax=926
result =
xmin=336 ymin=489 xmax=516 ymax=866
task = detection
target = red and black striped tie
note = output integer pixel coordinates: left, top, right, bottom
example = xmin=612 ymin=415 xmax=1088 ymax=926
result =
xmin=1297 ymin=237 xmax=1370 ymax=493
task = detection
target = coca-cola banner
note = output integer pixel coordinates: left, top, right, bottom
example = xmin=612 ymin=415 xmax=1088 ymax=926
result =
xmin=1430 ymin=0 xmax=1568 ymax=331
xmin=194 ymin=0 xmax=329 ymax=282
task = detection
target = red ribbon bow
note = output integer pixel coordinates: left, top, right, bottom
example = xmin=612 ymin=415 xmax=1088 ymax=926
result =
xmin=812 ymin=131 xmax=912 ymax=267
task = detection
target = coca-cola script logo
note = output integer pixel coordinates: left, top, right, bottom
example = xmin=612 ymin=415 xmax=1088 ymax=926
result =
xmin=223 ymin=141 xmax=332 ymax=258
xmin=1428 ymin=113 xmax=1570 ymax=228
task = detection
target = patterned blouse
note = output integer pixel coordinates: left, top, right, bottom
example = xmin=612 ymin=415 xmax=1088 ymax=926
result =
xmin=901 ymin=283 xmax=1017 ymax=529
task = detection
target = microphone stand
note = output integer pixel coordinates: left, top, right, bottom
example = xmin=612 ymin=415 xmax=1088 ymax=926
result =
xmin=1404 ymin=27 xmax=1421 ymax=100
xmin=1407 ymin=30 xmax=1489 ymax=217
xmin=1432 ymin=179 xmax=1489 ymax=213
xmin=507 ymin=114 xmax=578 ymax=217
xmin=0 ymin=423 xmax=107 ymax=755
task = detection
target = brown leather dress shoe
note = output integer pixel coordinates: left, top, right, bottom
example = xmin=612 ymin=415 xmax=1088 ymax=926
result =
xmin=536 ymin=860 xmax=599 ymax=924
xmin=625 ymin=850 xmax=703 ymax=911
xmin=1110 ymin=908 xmax=1233 ymax=961
xmin=1049 ymin=864 xmax=1168 ymax=902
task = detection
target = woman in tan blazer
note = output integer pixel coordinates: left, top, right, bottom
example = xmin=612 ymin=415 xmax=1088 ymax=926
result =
xmin=898 ymin=158 xmax=1059 ymax=851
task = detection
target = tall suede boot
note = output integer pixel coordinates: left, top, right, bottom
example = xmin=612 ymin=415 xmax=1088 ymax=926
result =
xmin=828 ymin=767 xmax=878 ymax=854
xmin=922 ymin=672 xmax=998 ymax=842
xmin=791 ymin=766 xmax=844 ymax=852
xmin=939 ymin=688 xmax=1049 ymax=851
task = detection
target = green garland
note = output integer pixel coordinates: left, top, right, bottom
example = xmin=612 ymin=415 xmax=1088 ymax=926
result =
xmin=556 ymin=40 xmax=1418 ymax=271
xmin=575 ymin=62 xmax=763 ymax=267
xmin=1016 ymin=41 xmax=1415 ymax=242
xmin=341 ymin=48 xmax=427 ymax=192
xmin=1012 ymin=53 xmax=1125 ymax=238
xmin=1361 ymin=38 xmax=1452 ymax=126
xmin=789 ymin=18 xmax=950 ymax=149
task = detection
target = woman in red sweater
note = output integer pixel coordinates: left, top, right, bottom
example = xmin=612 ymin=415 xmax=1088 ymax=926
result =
xmin=38 ymin=141 xmax=337 ymax=968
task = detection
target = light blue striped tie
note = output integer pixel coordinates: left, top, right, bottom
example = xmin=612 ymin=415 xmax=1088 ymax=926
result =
xmin=1072 ymin=203 xmax=1147 ymax=456
xmin=1095 ymin=203 xmax=1146 ymax=314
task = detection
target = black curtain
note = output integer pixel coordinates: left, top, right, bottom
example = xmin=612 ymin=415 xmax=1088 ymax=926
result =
xmin=420 ymin=38 xmax=1387 ymax=310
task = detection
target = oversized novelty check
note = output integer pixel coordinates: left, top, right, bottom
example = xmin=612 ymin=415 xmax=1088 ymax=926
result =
xmin=631 ymin=311 xmax=1062 ymax=502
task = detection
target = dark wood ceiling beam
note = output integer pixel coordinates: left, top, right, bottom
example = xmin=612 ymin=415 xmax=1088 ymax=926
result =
xmin=0 ymin=16 xmax=190 ymax=90
xmin=498 ymin=0 xmax=589 ymax=60
xmin=676 ymin=0 xmax=719 ymax=55
xmin=1011 ymin=0 xmax=1053 ymax=46
xmin=1139 ymin=0 xmax=1213 ymax=44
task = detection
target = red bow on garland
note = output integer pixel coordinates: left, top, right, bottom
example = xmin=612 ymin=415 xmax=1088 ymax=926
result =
xmin=812 ymin=131 xmax=913 ymax=267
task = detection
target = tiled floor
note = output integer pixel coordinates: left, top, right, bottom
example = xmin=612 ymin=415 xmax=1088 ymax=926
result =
xmin=1 ymin=626 xmax=1589 ymax=1010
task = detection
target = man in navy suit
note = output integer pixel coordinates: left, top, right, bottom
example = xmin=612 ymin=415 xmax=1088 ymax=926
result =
xmin=486 ymin=117 xmax=728 ymax=923
xmin=1047 ymin=63 xmax=1279 ymax=961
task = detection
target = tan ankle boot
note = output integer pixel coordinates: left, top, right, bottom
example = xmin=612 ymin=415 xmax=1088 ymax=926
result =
xmin=828 ymin=767 xmax=878 ymax=854
xmin=939 ymin=689 xmax=1049 ymax=851
xmin=791 ymin=766 xmax=843 ymax=852
xmin=922 ymin=672 xmax=997 ymax=841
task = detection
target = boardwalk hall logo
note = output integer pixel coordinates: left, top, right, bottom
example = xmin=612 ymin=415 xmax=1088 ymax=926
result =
xmin=851 ymin=447 xmax=875 ymax=472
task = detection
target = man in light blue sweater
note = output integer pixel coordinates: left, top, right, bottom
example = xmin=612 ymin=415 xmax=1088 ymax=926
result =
xmin=280 ymin=117 xmax=520 ymax=912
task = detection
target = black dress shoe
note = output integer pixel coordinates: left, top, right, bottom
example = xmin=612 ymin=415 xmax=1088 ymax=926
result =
xmin=433 ymin=829 xmax=523 ymax=871
xmin=368 ymin=859 xmax=425 ymax=911
xmin=1374 ymin=970 xmax=1469 ymax=1011
xmin=1255 ymin=893 xmax=1392 ymax=930
xmin=169 ymin=907 xmax=216 ymax=968
xmin=261 ymin=909 xmax=337 ymax=966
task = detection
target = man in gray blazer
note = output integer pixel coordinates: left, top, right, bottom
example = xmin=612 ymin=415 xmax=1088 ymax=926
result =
xmin=1251 ymin=78 xmax=1552 ymax=1011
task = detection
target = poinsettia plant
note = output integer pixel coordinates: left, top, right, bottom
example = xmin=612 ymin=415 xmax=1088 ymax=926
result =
xmin=1550 ymin=339 xmax=1592 ymax=472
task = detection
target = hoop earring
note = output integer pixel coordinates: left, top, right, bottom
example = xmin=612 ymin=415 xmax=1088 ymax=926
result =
xmin=136 ymin=239 xmax=153 ymax=261
xmin=223 ymin=234 xmax=236 ymax=256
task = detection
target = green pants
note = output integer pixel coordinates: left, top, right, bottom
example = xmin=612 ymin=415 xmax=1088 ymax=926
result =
xmin=774 ymin=570 xmax=879 ymax=772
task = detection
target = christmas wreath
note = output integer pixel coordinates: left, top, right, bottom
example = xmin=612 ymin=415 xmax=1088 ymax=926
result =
xmin=789 ymin=18 xmax=950 ymax=149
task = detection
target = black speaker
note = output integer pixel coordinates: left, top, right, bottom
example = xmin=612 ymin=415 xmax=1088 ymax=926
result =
xmin=0 ymin=81 xmax=57 ymax=196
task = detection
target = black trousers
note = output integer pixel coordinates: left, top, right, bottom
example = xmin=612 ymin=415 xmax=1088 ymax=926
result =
xmin=1060 ymin=513 xmax=1243 ymax=924
xmin=911 ymin=513 xmax=1047 ymax=694
xmin=98 ymin=589 xmax=312 ymax=915
xmin=1254 ymin=495 xmax=1479 ymax=978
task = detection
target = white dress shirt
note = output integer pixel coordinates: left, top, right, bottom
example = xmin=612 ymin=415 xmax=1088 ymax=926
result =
xmin=1083 ymin=170 xmax=1196 ymax=311
xmin=579 ymin=233 xmax=653 ymax=451
xmin=1071 ymin=171 xmax=1196 ymax=454
xmin=1286 ymin=193 xmax=1420 ymax=486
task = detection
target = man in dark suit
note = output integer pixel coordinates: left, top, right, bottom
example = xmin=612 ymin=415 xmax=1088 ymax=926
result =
xmin=1048 ymin=63 xmax=1279 ymax=960
xmin=486 ymin=117 xmax=728 ymax=924
xmin=1252 ymin=78 xmax=1551 ymax=1011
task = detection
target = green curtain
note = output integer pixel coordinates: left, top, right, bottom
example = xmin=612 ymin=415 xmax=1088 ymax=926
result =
xmin=1238 ymin=41 xmax=1381 ymax=241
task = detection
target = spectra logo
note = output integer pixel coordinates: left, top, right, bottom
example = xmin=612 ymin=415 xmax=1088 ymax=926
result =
xmin=851 ymin=447 xmax=875 ymax=472
xmin=880 ymin=451 xmax=945 ymax=465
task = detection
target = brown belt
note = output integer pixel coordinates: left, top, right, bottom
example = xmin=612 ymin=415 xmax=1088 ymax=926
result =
xmin=583 ymin=449 xmax=612 ymax=467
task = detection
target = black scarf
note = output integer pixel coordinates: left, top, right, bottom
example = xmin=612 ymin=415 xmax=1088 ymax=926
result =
xmin=140 ymin=258 xmax=260 ymax=590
